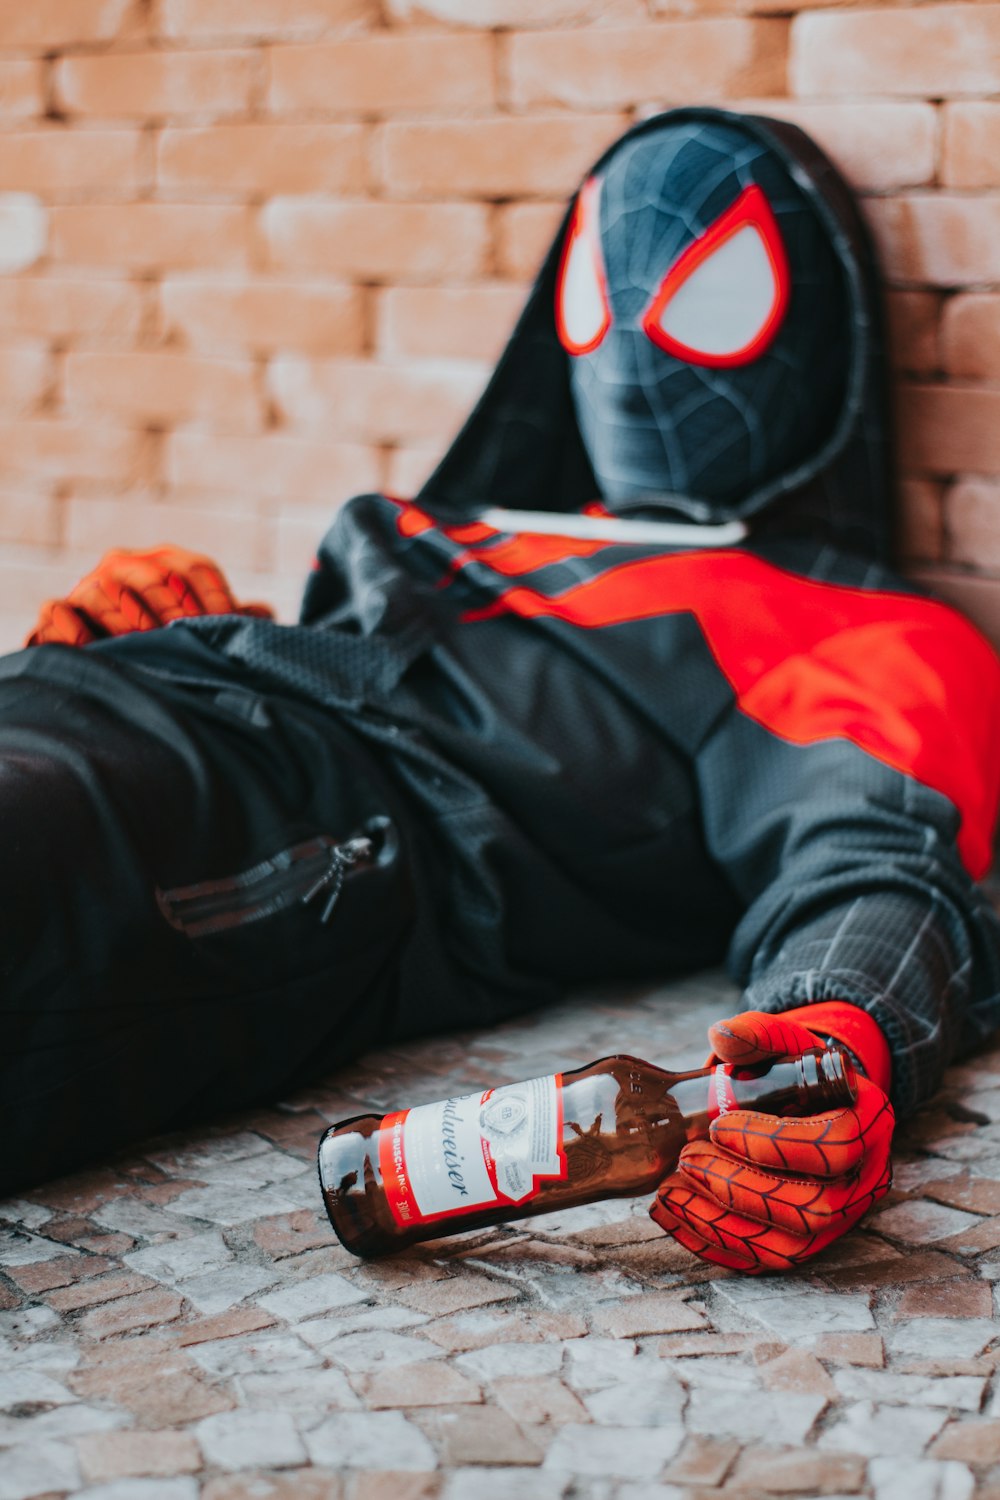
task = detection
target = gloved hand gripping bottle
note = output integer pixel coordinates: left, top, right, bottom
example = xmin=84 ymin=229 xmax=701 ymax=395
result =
xmin=317 ymin=1047 xmax=856 ymax=1258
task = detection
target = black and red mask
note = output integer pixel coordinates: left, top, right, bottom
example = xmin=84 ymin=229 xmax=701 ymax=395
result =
xmin=554 ymin=119 xmax=851 ymax=511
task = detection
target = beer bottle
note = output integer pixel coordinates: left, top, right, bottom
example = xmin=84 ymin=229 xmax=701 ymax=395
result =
xmin=317 ymin=1047 xmax=856 ymax=1258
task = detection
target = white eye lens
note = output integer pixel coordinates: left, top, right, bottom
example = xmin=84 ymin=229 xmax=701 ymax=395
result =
xmin=642 ymin=184 xmax=790 ymax=369
xmin=555 ymin=178 xmax=611 ymax=356
xmin=658 ymin=225 xmax=777 ymax=357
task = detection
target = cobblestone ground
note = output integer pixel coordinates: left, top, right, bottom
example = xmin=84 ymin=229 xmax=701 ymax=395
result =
xmin=4 ymin=968 xmax=1000 ymax=1500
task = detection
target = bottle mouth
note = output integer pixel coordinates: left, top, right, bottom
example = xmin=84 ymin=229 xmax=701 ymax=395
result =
xmin=805 ymin=1045 xmax=857 ymax=1105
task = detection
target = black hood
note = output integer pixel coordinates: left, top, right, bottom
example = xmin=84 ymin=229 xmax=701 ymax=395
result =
xmin=416 ymin=107 xmax=895 ymax=563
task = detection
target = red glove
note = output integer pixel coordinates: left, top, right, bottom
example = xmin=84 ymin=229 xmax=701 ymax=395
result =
xmin=650 ymin=1003 xmax=894 ymax=1274
xmin=26 ymin=545 xmax=274 ymax=648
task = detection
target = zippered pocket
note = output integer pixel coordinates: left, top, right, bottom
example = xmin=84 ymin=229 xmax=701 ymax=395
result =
xmin=155 ymin=817 xmax=395 ymax=938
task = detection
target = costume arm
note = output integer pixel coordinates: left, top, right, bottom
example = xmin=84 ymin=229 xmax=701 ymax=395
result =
xmin=694 ymin=600 xmax=1000 ymax=1121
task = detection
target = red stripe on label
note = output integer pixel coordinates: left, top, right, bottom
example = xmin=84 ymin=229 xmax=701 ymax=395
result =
xmin=379 ymin=1109 xmax=417 ymax=1226
xmin=459 ymin=549 xmax=1000 ymax=878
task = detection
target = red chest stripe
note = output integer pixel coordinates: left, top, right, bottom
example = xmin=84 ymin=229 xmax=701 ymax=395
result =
xmin=461 ymin=549 xmax=1000 ymax=879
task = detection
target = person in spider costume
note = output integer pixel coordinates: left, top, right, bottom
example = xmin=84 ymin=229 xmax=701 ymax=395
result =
xmin=8 ymin=109 xmax=1000 ymax=1274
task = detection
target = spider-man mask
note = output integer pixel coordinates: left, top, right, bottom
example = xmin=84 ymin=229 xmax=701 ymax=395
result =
xmin=556 ymin=119 xmax=852 ymax=510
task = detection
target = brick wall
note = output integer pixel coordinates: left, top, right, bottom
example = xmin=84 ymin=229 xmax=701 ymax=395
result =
xmin=0 ymin=0 xmax=998 ymax=649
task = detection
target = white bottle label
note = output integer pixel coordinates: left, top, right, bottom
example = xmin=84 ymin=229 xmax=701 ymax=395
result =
xmin=379 ymin=1073 xmax=566 ymax=1227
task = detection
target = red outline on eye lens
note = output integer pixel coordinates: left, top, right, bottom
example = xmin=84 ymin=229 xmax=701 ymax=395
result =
xmin=640 ymin=183 xmax=790 ymax=369
xmin=555 ymin=175 xmax=612 ymax=356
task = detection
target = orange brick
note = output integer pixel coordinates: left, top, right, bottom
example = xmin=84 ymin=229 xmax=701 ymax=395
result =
xmin=55 ymin=49 xmax=257 ymax=121
xmin=896 ymin=383 xmax=1000 ymax=476
xmin=378 ymin=114 xmax=627 ymax=199
xmin=385 ymin=443 xmax=439 ymax=498
xmin=732 ymin=100 xmax=936 ymax=193
xmin=496 ymin=201 xmax=566 ymax=280
xmin=64 ymin=492 xmax=263 ymax=570
xmin=0 ymin=0 xmax=136 ymax=50
xmin=0 ymin=482 xmax=59 ymax=545
xmin=269 ymin=33 xmax=494 ymax=115
xmin=0 ymin=343 xmax=49 ymax=413
xmin=268 ymin=355 xmax=484 ymax=445
xmin=158 ymin=0 xmax=375 ymax=40
xmin=0 ymin=418 xmax=146 ymax=485
xmin=865 ymin=196 xmax=1000 ymax=288
xmin=506 ymin=21 xmax=786 ymax=110
xmin=386 ymin=0 xmax=644 ymax=22
xmin=898 ymin=478 xmax=944 ymax=562
xmin=158 ymin=123 xmax=367 ymax=199
xmin=791 ymin=6 xmax=1000 ymax=98
xmin=914 ymin=567 xmax=1000 ymax=652
xmin=166 ymin=429 xmax=380 ymax=502
xmin=51 ymin=205 xmax=251 ymax=271
xmin=377 ymin=284 xmax=524 ymax=361
xmin=161 ymin=277 xmax=364 ymax=356
xmin=942 ymin=294 xmax=1000 ymax=380
xmin=943 ymin=103 xmax=1000 ymax=189
xmin=886 ymin=291 xmax=940 ymax=376
xmin=945 ymin=481 xmax=1000 ymax=570
xmin=0 ymin=129 xmax=143 ymax=197
xmin=64 ymin=351 xmax=261 ymax=431
xmin=0 ymin=60 xmax=43 ymax=117
xmin=262 ymin=199 xmax=490 ymax=281
xmin=0 ymin=277 xmax=144 ymax=344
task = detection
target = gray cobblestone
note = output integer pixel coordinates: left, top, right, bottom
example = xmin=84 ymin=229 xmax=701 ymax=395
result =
xmin=2 ymin=969 xmax=998 ymax=1497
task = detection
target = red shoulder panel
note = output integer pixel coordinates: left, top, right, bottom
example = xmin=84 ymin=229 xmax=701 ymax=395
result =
xmin=462 ymin=549 xmax=1000 ymax=879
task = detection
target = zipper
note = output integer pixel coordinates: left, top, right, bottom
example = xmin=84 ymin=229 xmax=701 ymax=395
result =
xmin=156 ymin=828 xmax=381 ymax=939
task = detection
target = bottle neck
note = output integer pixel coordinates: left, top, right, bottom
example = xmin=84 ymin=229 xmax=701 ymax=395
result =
xmin=668 ymin=1048 xmax=855 ymax=1141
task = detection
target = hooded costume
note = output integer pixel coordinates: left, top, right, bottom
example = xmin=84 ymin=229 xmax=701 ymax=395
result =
xmin=4 ymin=109 xmax=1000 ymax=1204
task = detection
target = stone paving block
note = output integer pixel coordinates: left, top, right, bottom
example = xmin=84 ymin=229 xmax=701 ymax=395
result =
xmin=0 ymin=1403 xmax=125 ymax=1447
xmin=299 ymin=1306 xmax=431 ymax=1346
xmin=713 ymin=1282 xmax=875 ymax=1339
xmin=873 ymin=1200 xmax=983 ymax=1243
xmin=75 ymin=1429 xmax=201 ymax=1482
xmin=686 ymin=1384 xmax=828 ymax=1445
xmin=455 ymin=1340 xmax=565 ymax=1382
xmin=304 ymin=1410 xmax=438 ymax=1471
xmin=320 ymin=1328 xmax=443 ymax=1373
xmin=79 ymin=1287 xmax=184 ymax=1339
xmin=543 ymin=1422 xmax=684 ymax=1477
xmin=395 ymin=1275 xmax=520 ymax=1317
xmin=896 ymin=1279 xmax=994 ymax=1317
xmin=583 ymin=1374 xmax=685 ymax=1428
xmin=886 ymin=1317 xmax=998 ymax=1360
xmin=203 ymin=1474 xmax=344 ymax=1500
xmin=252 ymin=1209 xmax=345 ymax=1261
xmin=731 ymin=1447 xmax=867 ymax=1493
xmin=831 ymin=1369 xmax=987 ymax=1411
xmin=652 ymin=1332 xmax=754 ymax=1358
xmin=440 ymin=1469 xmax=567 ymax=1500
xmin=758 ymin=1348 xmax=838 ymax=1398
xmin=920 ymin=1174 xmax=1000 ymax=1215
xmin=0 ymin=1303 xmax=60 ymax=1340
xmin=868 ymin=1456 xmax=975 ymax=1500
xmin=71 ymin=1481 xmax=199 ymax=1500
xmin=349 ymin=1476 xmax=440 ymax=1500
xmin=419 ymin=1405 xmax=545 ymax=1466
xmin=0 ymin=1367 xmax=77 ymax=1407
xmin=119 ymin=1371 xmax=237 ymax=1427
xmin=166 ymin=1183 xmax=304 ymax=1226
xmin=589 ymin=1291 xmax=706 ymax=1338
xmin=421 ymin=1308 xmax=585 ymax=1352
xmin=932 ymin=1419 xmax=1000 ymax=1464
xmin=124 ymin=1230 xmax=234 ymax=1285
xmin=823 ymin=1250 xmax=969 ymax=1290
xmin=176 ymin=1263 xmax=278 ymax=1315
xmin=8 ymin=1252 xmax=113 ymax=1293
xmin=0 ymin=1226 xmax=81 ymax=1266
xmin=361 ymin=1360 xmax=482 ymax=1409
xmin=257 ymin=1273 xmax=370 ymax=1322
xmin=818 ymin=1401 xmax=948 ymax=1457
xmin=195 ymin=1408 xmax=307 ymax=1470
xmin=171 ymin=1307 xmax=278 ymax=1347
xmin=239 ymin=1363 xmax=361 ymax=1412
xmin=189 ymin=1330 xmax=323 ymax=1378
xmin=936 ymin=1216 xmax=1000 ymax=1255
xmin=491 ymin=1374 xmax=588 ymax=1426
xmin=46 ymin=1268 xmax=159 ymax=1311
xmin=662 ymin=1434 xmax=740 ymax=1486
xmin=0 ymin=1439 xmax=80 ymax=1499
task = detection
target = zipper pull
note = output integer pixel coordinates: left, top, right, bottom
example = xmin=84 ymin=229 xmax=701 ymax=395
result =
xmin=301 ymin=837 xmax=374 ymax=924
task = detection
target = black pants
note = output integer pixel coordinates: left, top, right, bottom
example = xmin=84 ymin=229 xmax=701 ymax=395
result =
xmin=0 ymin=637 xmax=449 ymax=1195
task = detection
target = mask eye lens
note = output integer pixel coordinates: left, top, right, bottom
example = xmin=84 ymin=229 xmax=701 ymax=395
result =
xmin=641 ymin=184 xmax=790 ymax=368
xmin=556 ymin=176 xmax=612 ymax=356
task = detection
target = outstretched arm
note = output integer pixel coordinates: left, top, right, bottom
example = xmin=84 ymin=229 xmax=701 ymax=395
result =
xmin=653 ymin=564 xmax=1000 ymax=1271
xmin=26 ymin=544 xmax=273 ymax=647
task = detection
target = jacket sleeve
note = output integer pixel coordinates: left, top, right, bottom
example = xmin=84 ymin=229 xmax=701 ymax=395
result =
xmin=693 ymin=596 xmax=1000 ymax=1120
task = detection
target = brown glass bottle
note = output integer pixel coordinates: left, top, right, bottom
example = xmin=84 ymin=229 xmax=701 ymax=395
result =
xmin=317 ymin=1048 xmax=855 ymax=1258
